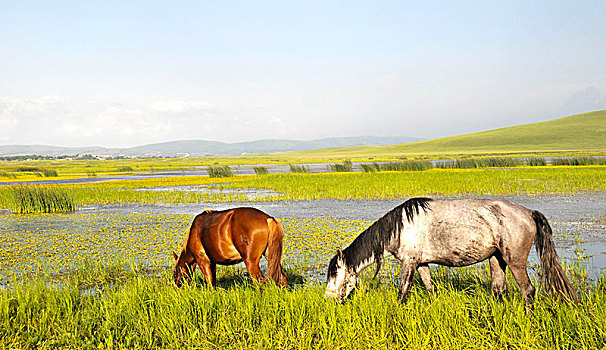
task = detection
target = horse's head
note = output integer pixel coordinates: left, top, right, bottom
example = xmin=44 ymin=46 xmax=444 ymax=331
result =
xmin=325 ymin=248 xmax=358 ymax=302
xmin=172 ymin=251 xmax=193 ymax=288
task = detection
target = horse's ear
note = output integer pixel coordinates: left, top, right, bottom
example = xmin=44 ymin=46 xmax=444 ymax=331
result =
xmin=337 ymin=248 xmax=344 ymax=260
xmin=172 ymin=251 xmax=179 ymax=261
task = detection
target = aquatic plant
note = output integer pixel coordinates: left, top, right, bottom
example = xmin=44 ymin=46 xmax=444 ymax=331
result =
xmin=551 ymin=157 xmax=606 ymax=166
xmin=42 ymin=169 xmax=58 ymax=177
xmin=525 ymin=157 xmax=547 ymax=166
xmin=207 ymin=165 xmax=234 ymax=178
xmin=329 ymin=160 xmax=353 ymax=172
xmin=253 ymin=166 xmax=269 ymax=175
xmin=435 ymin=158 xmax=524 ymax=169
xmin=8 ymin=185 xmax=75 ymax=214
xmin=360 ymin=163 xmax=381 ymax=172
xmin=289 ymin=164 xmax=310 ymax=173
xmin=380 ymin=161 xmax=432 ymax=171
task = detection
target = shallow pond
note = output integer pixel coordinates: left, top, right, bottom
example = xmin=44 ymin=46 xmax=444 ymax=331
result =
xmin=1 ymin=194 xmax=604 ymax=284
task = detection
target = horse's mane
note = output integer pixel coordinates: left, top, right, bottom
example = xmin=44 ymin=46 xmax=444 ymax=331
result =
xmin=342 ymin=197 xmax=433 ymax=271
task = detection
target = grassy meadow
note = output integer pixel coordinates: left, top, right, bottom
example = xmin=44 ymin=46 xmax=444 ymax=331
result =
xmin=282 ymin=110 xmax=606 ymax=158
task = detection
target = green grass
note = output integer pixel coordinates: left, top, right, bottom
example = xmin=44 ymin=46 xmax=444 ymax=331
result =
xmin=282 ymin=110 xmax=606 ymax=158
xmin=227 ymin=167 xmax=605 ymax=200
xmin=1 ymin=263 xmax=604 ymax=349
xmin=0 ymin=166 xmax=603 ymax=208
xmin=8 ymin=185 xmax=75 ymax=214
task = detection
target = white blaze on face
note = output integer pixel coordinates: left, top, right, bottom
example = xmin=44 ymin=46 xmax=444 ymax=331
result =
xmin=325 ymin=255 xmax=350 ymax=299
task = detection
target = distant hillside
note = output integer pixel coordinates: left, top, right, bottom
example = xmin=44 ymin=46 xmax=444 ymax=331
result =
xmin=0 ymin=136 xmax=420 ymax=157
xmin=285 ymin=110 xmax=606 ymax=157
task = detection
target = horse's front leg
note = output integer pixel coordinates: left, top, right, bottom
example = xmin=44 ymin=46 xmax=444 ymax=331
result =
xmin=193 ymin=253 xmax=215 ymax=288
xmin=417 ymin=264 xmax=434 ymax=293
xmin=398 ymin=260 xmax=418 ymax=303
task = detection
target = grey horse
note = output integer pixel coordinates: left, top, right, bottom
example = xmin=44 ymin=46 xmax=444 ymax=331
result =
xmin=325 ymin=198 xmax=578 ymax=307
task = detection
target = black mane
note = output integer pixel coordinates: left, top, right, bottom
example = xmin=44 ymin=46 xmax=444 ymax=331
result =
xmin=339 ymin=197 xmax=433 ymax=273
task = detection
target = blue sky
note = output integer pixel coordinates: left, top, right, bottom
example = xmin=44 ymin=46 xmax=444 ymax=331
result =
xmin=1 ymin=1 xmax=605 ymax=147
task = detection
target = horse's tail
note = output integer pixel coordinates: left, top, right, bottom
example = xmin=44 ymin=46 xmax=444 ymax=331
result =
xmin=266 ymin=217 xmax=289 ymax=287
xmin=532 ymin=210 xmax=579 ymax=302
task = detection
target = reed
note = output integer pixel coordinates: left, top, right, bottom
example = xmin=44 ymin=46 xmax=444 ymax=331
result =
xmin=42 ymin=169 xmax=58 ymax=177
xmin=435 ymin=158 xmax=524 ymax=169
xmin=8 ymin=185 xmax=75 ymax=214
xmin=379 ymin=161 xmax=433 ymax=171
xmin=253 ymin=166 xmax=269 ymax=175
xmin=0 ymin=171 xmax=17 ymax=178
xmin=551 ymin=156 xmax=606 ymax=166
xmin=289 ymin=164 xmax=310 ymax=173
xmin=525 ymin=157 xmax=547 ymax=166
xmin=328 ymin=160 xmax=353 ymax=172
xmin=360 ymin=163 xmax=381 ymax=172
xmin=207 ymin=165 xmax=234 ymax=178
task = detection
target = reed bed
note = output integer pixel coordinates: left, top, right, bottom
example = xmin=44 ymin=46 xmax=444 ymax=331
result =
xmin=551 ymin=156 xmax=606 ymax=166
xmin=328 ymin=160 xmax=353 ymax=172
xmin=289 ymin=164 xmax=310 ymax=173
xmin=379 ymin=160 xmax=433 ymax=171
xmin=0 ymin=171 xmax=17 ymax=179
xmin=8 ymin=185 xmax=75 ymax=214
xmin=435 ymin=158 xmax=524 ymax=169
xmin=360 ymin=163 xmax=381 ymax=172
xmin=253 ymin=166 xmax=269 ymax=175
xmin=206 ymin=166 xmax=234 ymax=178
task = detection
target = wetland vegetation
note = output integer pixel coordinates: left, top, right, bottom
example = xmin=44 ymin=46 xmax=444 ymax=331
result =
xmin=0 ymin=153 xmax=605 ymax=349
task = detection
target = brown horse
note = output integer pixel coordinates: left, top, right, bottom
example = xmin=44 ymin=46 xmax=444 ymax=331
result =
xmin=172 ymin=207 xmax=288 ymax=288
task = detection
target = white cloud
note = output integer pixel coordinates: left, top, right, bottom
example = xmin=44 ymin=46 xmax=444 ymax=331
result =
xmin=150 ymin=100 xmax=214 ymax=113
xmin=0 ymin=96 xmax=66 ymax=119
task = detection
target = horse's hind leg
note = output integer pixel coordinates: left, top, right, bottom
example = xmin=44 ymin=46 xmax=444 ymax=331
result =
xmin=398 ymin=260 xmax=418 ymax=303
xmin=210 ymin=263 xmax=217 ymax=286
xmin=243 ymin=256 xmax=265 ymax=283
xmin=417 ymin=264 xmax=434 ymax=293
xmin=507 ymin=261 xmax=536 ymax=308
xmin=489 ymin=254 xmax=507 ymax=297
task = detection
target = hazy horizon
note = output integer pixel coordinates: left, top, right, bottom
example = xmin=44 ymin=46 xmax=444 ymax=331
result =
xmin=2 ymin=2 xmax=605 ymax=148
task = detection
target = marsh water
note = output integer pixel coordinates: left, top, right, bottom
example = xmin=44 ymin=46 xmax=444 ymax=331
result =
xmin=1 ymin=193 xmax=604 ymax=283
xmin=124 ymin=194 xmax=606 ymax=278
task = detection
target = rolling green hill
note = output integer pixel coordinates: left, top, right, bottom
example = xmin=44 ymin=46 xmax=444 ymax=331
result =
xmin=285 ymin=110 xmax=606 ymax=157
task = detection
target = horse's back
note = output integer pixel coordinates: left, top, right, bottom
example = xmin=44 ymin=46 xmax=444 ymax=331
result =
xmin=195 ymin=207 xmax=273 ymax=264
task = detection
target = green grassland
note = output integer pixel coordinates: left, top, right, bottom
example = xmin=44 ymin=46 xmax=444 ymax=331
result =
xmin=280 ymin=110 xmax=606 ymax=159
